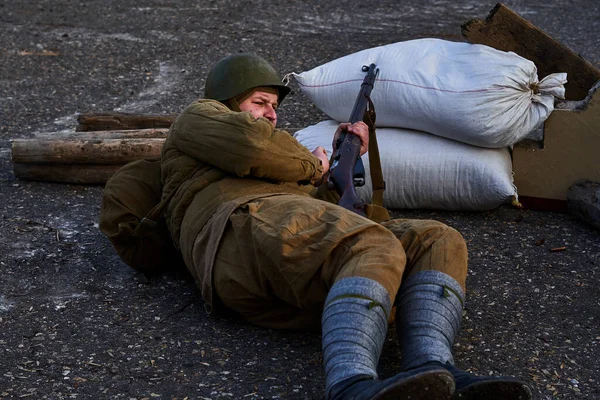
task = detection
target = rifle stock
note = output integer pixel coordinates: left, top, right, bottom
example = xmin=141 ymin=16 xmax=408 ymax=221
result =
xmin=328 ymin=63 xmax=379 ymax=217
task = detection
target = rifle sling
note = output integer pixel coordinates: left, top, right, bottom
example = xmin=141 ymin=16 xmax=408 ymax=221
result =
xmin=364 ymin=97 xmax=385 ymax=208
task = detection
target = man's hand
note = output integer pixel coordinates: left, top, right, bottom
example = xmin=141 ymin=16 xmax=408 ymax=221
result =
xmin=312 ymin=146 xmax=330 ymax=174
xmin=332 ymin=121 xmax=369 ymax=156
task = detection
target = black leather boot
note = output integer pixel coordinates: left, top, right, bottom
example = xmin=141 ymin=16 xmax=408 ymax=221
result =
xmin=440 ymin=362 xmax=532 ymax=400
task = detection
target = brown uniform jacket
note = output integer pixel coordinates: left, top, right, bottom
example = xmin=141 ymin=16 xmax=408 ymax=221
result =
xmin=160 ymin=100 xmax=325 ymax=292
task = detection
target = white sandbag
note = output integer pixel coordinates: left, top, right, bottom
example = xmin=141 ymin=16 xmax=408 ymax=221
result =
xmin=290 ymin=39 xmax=567 ymax=148
xmin=294 ymin=120 xmax=517 ymax=211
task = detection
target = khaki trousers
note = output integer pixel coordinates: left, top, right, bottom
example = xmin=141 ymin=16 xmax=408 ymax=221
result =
xmin=212 ymin=196 xmax=468 ymax=331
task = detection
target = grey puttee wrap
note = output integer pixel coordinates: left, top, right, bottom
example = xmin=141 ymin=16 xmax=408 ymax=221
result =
xmin=396 ymin=270 xmax=465 ymax=370
xmin=322 ymin=277 xmax=392 ymax=397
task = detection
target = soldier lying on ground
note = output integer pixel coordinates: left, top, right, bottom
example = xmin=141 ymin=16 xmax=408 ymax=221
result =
xmin=159 ymin=52 xmax=533 ymax=400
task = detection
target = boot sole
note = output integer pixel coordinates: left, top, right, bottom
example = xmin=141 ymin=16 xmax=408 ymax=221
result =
xmin=454 ymin=379 xmax=533 ymax=400
xmin=373 ymin=368 xmax=455 ymax=400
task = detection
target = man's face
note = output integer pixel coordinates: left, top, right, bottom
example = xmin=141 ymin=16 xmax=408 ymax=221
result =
xmin=238 ymin=90 xmax=279 ymax=127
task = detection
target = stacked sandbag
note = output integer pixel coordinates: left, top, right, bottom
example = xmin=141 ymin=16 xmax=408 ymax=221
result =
xmin=294 ymin=121 xmax=516 ymax=211
xmin=290 ymin=39 xmax=568 ymax=210
xmin=291 ymin=38 xmax=567 ymax=148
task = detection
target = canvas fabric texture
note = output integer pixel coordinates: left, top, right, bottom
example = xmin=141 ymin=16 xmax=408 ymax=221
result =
xmin=295 ymin=120 xmax=517 ymax=211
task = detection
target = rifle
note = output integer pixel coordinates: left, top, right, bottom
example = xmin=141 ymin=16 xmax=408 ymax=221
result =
xmin=328 ymin=63 xmax=379 ymax=217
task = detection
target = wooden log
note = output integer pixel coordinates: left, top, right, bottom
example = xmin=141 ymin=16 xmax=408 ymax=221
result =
xmin=461 ymin=3 xmax=600 ymax=100
xmin=76 ymin=112 xmax=176 ymax=131
xmin=49 ymin=128 xmax=169 ymax=140
xmin=11 ymin=138 xmax=165 ymax=164
xmin=13 ymin=163 xmax=125 ymax=185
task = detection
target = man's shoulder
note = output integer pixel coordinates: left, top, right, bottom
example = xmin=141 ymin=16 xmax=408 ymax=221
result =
xmin=171 ymin=99 xmax=233 ymax=130
xmin=182 ymin=99 xmax=228 ymax=115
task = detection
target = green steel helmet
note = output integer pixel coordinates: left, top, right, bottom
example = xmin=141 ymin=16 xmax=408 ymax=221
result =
xmin=204 ymin=53 xmax=291 ymax=103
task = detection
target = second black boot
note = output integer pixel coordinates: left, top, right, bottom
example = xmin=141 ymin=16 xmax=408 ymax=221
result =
xmin=439 ymin=362 xmax=532 ymax=400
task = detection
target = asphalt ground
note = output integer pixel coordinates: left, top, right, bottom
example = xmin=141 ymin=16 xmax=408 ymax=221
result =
xmin=1 ymin=1 xmax=599 ymax=399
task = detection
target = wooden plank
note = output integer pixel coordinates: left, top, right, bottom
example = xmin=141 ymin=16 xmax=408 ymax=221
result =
xmin=13 ymin=163 xmax=124 ymax=185
xmin=76 ymin=112 xmax=176 ymax=131
xmin=462 ymin=3 xmax=600 ymax=100
xmin=512 ymin=83 xmax=600 ymax=201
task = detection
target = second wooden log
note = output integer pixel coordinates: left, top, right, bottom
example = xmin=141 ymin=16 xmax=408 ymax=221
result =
xmin=76 ymin=112 xmax=176 ymax=131
xmin=54 ymin=128 xmax=169 ymax=140
xmin=12 ymin=138 xmax=165 ymax=164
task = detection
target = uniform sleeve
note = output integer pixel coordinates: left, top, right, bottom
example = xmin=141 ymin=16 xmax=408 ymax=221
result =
xmin=171 ymin=100 xmax=323 ymax=184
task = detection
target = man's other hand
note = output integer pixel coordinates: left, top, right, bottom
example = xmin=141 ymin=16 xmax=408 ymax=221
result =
xmin=312 ymin=146 xmax=330 ymax=174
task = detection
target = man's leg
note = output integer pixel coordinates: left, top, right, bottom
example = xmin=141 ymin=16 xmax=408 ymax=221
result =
xmin=322 ymin=276 xmax=454 ymax=400
xmin=211 ymin=197 xmax=456 ymax=398
xmin=385 ymin=219 xmax=532 ymax=399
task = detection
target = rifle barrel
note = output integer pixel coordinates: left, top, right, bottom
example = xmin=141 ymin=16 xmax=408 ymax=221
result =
xmin=349 ymin=63 xmax=378 ymax=123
